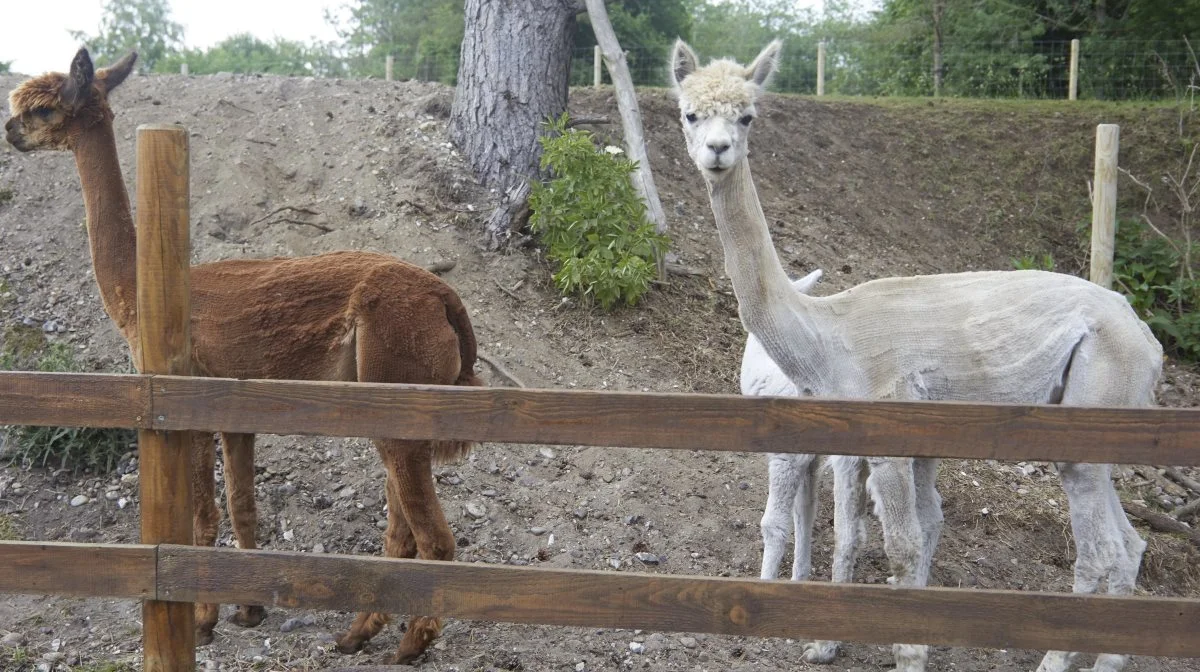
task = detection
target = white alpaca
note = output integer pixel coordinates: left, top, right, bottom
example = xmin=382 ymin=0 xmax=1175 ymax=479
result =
xmin=671 ymin=39 xmax=1162 ymax=672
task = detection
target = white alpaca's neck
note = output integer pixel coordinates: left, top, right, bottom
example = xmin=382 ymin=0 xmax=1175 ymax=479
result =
xmin=708 ymin=160 xmax=836 ymax=392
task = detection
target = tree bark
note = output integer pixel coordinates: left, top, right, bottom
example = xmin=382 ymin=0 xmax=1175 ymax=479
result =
xmin=451 ymin=0 xmax=581 ymax=191
xmin=584 ymin=0 xmax=667 ymax=237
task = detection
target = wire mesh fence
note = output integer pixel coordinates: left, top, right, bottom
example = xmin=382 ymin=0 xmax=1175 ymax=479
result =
xmin=161 ymin=39 xmax=1197 ymax=101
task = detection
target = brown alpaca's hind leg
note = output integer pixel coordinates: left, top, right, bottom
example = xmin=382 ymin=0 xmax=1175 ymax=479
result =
xmin=191 ymin=431 xmax=221 ymax=645
xmin=221 ymin=432 xmax=267 ymax=628
xmin=335 ymin=470 xmax=418 ymax=655
xmin=382 ymin=441 xmax=455 ymax=665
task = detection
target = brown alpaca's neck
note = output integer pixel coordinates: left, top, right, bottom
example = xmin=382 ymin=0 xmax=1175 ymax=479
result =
xmin=74 ymin=119 xmax=139 ymax=347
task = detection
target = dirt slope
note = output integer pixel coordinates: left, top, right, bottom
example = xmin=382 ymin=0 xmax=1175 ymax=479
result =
xmin=0 ymin=71 xmax=1197 ymax=672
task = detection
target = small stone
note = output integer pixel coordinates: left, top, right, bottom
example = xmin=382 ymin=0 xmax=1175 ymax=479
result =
xmin=481 ymin=489 xmax=497 ymax=497
xmin=465 ymin=501 xmax=487 ymax=519
xmin=1 ymin=632 xmax=26 ymax=646
xmin=575 ymin=663 xmax=585 ymax=672
xmin=418 ymin=120 xmax=437 ymax=131
xmin=607 ymin=558 xmax=621 ymax=569
xmin=679 ymin=636 xmax=698 ymax=649
xmin=338 ymin=486 xmax=356 ymax=499
xmin=41 ymin=652 xmax=65 ymax=662
xmin=279 ymin=615 xmax=317 ymax=633
xmin=539 ymin=447 xmax=556 ymax=459
xmin=623 ymin=515 xmax=642 ymax=526
xmin=120 ymin=473 xmax=138 ymax=485
xmin=282 ymin=529 xmax=295 ymax=541
xmin=42 ymin=320 xmax=57 ymax=333
xmin=70 ymin=495 xmax=89 ymax=507
xmin=635 ymin=552 xmax=661 ymax=565
xmin=572 ymin=509 xmax=587 ymax=519
xmin=376 ymin=519 xmax=389 ymax=530
xmin=530 ymin=527 xmax=548 ymax=536
xmin=312 ymin=543 xmax=325 ymax=554
xmin=104 ymin=490 xmax=120 ymax=500
xmin=118 ymin=497 xmax=129 ymax=509
xmin=629 ymin=642 xmax=644 ymax=654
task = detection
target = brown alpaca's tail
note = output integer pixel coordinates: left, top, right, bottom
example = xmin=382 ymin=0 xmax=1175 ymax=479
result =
xmin=433 ymin=287 xmax=482 ymax=466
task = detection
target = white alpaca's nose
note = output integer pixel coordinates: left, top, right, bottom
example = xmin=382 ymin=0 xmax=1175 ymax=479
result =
xmin=708 ymin=140 xmax=731 ymax=155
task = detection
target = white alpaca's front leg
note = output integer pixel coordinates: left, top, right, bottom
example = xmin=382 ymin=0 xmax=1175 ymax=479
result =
xmin=760 ymin=453 xmax=806 ymax=580
xmin=803 ymin=455 xmax=866 ymax=665
xmin=790 ymin=454 xmax=820 ymax=581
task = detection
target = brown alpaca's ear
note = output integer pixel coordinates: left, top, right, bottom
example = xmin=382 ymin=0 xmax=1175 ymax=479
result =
xmin=62 ymin=48 xmax=95 ymax=112
xmin=745 ymin=40 xmax=782 ymax=89
xmin=98 ymin=51 xmax=138 ymax=92
xmin=669 ymin=39 xmax=699 ymax=88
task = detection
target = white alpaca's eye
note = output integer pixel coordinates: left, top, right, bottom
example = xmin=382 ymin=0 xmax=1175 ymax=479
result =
xmin=685 ymin=113 xmax=697 ymax=123
xmin=739 ymin=115 xmax=754 ymax=126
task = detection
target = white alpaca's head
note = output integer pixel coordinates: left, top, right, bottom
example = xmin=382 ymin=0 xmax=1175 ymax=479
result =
xmin=668 ymin=39 xmax=780 ymax=181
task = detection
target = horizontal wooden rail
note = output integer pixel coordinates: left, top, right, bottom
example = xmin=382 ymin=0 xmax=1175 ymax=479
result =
xmin=0 ymin=541 xmax=156 ymax=599
xmin=1 ymin=541 xmax=1197 ymax=657
xmin=1 ymin=371 xmax=1199 ymax=464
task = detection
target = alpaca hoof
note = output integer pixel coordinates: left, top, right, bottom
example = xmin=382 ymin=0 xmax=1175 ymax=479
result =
xmin=387 ymin=649 xmax=422 ymax=666
xmin=802 ymin=640 xmax=838 ymax=664
xmin=228 ymin=605 xmax=267 ymax=628
xmin=1037 ymin=650 xmax=1076 ymax=672
xmin=334 ymin=633 xmax=366 ymax=655
xmin=195 ymin=627 xmax=214 ymax=647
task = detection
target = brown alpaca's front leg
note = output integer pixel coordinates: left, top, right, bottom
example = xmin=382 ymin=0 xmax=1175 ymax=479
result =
xmin=221 ymin=432 xmax=267 ymax=628
xmin=336 ymin=457 xmax=418 ymax=655
xmin=190 ymin=432 xmax=221 ymax=645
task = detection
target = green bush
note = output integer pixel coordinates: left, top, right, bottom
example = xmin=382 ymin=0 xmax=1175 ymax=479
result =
xmin=1011 ymin=253 xmax=1056 ymax=271
xmin=1 ymin=336 xmax=136 ymax=474
xmin=1109 ymin=218 xmax=1200 ymax=360
xmin=529 ymin=114 xmax=669 ymax=310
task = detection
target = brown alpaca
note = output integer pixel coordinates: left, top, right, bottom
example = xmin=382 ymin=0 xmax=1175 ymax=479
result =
xmin=5 ymin=48 xmax=479 ymax=664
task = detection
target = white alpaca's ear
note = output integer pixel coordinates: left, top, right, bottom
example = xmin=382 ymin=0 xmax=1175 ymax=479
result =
xmin=670 ymin=39 xmax=700 ymax=88
xmin=791 ymin=269 xmax=823 ymax=294
xmin=745 ymin=40 xmax=782 ymax=88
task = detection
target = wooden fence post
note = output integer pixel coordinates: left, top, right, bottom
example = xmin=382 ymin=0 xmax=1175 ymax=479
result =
xmin=1069 ymin=38 xmax=1080 ymax=101
xmin=135 ymin=124 xmax=194 ymax=672
xmin=1090 ymin=124 xmax=1119 ymax=288
xmin=594 ymin=45 xmax=602 ymax=87
xmin=180 ymin=63 xmax=188 ymax=76
xmin=817 ymin=41 xmax=826 ymax=96
xmin=386 ymin=54 xmax=394 ymax=81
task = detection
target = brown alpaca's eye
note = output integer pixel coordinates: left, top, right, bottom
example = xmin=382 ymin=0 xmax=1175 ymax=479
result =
xmin=739 ymin=115 xmax=754 ymax=126
xmin=685 ymin=113 xmax=698 ymax=123
xmin=32 ymin=108 xmax=54 ymax=118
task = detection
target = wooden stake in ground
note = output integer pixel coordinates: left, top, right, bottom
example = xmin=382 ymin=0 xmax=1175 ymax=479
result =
xmin=584 ymin=0 xmax=668 ymax=251
xmin=1090 ymin=124 xmax=1119 ymax=288
xmin=135 ymin=124 xmax=195 ymax=671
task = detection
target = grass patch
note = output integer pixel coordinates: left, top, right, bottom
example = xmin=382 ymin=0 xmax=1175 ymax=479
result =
xmin=0 ymin=188 xmax=14 ymax=205
xmin=0 ymin=514 xmax=17 ymax=540
xmin=1 ymin=334 xmax=136 ymax=475
xmin=74 ymin=663 xmax=137 ymax=672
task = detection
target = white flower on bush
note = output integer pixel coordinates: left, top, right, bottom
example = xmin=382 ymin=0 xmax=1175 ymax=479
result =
xmin=603 ymin=145 xmax=624 ymax=155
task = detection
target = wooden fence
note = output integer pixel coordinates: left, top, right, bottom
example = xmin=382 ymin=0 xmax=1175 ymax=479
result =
xmin=1 ymin=128 xmax=1198 ymax=671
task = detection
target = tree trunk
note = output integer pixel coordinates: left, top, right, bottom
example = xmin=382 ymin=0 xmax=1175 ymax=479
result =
xmin=451 ymin=0 xmax=580 ymax=191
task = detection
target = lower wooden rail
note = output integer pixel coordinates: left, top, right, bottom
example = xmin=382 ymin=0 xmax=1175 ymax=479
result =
xmin=2 ymin=541 xmax=1197 ymax=657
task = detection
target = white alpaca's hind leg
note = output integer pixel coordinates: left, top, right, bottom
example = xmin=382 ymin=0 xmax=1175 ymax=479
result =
xmin=760 ymin=453 xmax=808 ymax=580
xmin=803 ymin=456 xmax=867 ymax=665
xmin=869 ymin=457 xmax=929 ymax=672
xmin=912 ymin=457 xmax=943 ymax=584
xmin=1039 ymin=462 xmax=1140 ymax=672
xmin=790 ymin=454 xmax=820 ymax=581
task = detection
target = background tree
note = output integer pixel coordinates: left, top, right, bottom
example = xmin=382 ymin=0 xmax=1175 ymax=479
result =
xmin=0 ymin=61 xmax=10 ymax=75
xmin=326 ymin=0 xmax=464 ymax=81
xmin=573 ymin=0 xmax=692 ymax=85
xmin=156 ymin=34 xmax=345 ymax=76
xmin=69 ymin=0 xmax=185 ymax=72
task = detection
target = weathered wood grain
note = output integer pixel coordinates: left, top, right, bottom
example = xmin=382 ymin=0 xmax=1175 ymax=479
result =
xmin=0 ymin=541 xmax=155 ymax=599
xmin=135 ymin=124 xmax=195 ymax=672
xmin=0 ymin=372 xmax=148 ymax=429
xmin=149 ymin=375 xmax=1200 ymax=465
xmin=157 ymin=545 xmax=1200 ymax=657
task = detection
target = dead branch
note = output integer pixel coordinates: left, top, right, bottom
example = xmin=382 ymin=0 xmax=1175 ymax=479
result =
xmin=565 ymin=115 xmax=611 ymax=128
xmin=1164 ymin=466 xmax=1200 ymax=494
xmin=248 ymin=205 xmax=322 ymax=228
xmin=244 ymin=137 xmax=277 ymax=147
xmin=1174 ymin=497 xmax=1200 ymax=521
xmin=1121 ymin=501 xmax=1200 ymax=549
xmin=218 ymin=98 xmax=255 ymax=114
xmin=1134 ymin=467 xmax=1188 ymax=498
xmin=477 ymin=351 xmax=525 ymax=388
xmin=666 ymin=263 xmax=705 ymax=277
xmin=424 ymin=260 xmax=456 ymax=275
xmin=398 ymin=198 xmax=432 ymax=216
xmin=494 ymin=278 xmax=523 ymax=302
xmin=276 ymin=218 xmax=333 ymax=233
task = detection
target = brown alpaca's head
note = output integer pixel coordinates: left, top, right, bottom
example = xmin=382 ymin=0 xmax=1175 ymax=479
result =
xmin=5 ymin=48 xmax=137 ymax=152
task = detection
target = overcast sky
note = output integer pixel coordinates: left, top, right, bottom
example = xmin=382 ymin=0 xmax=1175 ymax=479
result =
xmin=2 ymin=0 xmax=835 ymax=76
xmin=2 ymin=0 xmax=343 ymax=75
